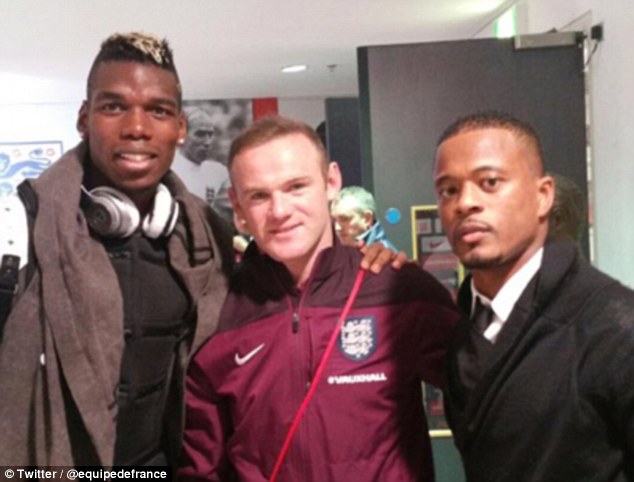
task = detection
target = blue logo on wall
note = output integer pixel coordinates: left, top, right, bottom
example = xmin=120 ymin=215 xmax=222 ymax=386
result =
xmin=0 ymin=144 xmax=59 ymax=197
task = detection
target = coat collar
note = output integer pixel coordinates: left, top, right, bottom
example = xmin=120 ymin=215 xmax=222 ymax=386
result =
xmin=452 ymin=240 xmax=583 ymax=441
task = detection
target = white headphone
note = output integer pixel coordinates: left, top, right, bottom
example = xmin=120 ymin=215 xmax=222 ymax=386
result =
xmin=81 ymin=184 xmax=179 ymax=239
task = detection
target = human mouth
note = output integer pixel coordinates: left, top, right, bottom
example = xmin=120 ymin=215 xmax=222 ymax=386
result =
xmin=456 ymin=221 xmax=491 ymax=244
xmin=271 ymin=224 xmax=300 ymax=236
xmin=116 ymin=151 xmax=155 ymax=162
xmin=114 ymin=151 xmax=157 ymax=170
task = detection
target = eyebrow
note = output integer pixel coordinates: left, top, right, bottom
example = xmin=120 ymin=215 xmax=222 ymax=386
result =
xmin=434 ymin=174 xmax=450 ymax=186
xmin=240 ymin=175 xmax=312 ymax=196
xmin=93 ymin=92 xmax=124 ymax=102
xmin=434 ymin=165 xmax=503 ymax=185
xmin=93 ymin=91 xmax=179 ymax=109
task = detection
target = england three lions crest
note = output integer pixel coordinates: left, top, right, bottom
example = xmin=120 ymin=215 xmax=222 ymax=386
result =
xmin=338 ymin=316 xmax=377 ymax=362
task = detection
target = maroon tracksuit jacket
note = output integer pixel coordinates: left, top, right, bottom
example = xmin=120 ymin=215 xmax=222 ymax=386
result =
xmin=180 ymin=240 xmax=460 ymax=481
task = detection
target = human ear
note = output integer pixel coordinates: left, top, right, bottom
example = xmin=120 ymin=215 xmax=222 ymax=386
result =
xmin=77 ymin=101 xmax=89 ymax=139
xmin=177 ymin=112 xmax=187 ymax=145
xmin=326 ymin=162 xmax=342 ymax=202
xmin=537 ymin=175 xmax=555 ymax=219
xmin=229 ymin=187 xmax=249 ymax=234
xmin=362 ymin=210 xmax=374 ymax=229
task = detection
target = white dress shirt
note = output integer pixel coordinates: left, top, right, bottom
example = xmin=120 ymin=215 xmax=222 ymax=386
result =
xmin=470 ymin=248 xmax=543 ymax=343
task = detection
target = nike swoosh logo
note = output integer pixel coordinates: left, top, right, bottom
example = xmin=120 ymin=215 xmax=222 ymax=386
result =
xmin=234 ymin=343 xmax=266 ymax=366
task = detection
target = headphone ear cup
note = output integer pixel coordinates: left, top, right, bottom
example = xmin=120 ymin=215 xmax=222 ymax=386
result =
xmin=142 ymin=184 xmax=179 ymax=239
xmin=84 ymin=186 xmax=140 ymax=238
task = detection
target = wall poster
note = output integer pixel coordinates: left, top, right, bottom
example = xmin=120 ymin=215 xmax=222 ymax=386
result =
xmin=411 ymin=204 xmax=464 ymax=437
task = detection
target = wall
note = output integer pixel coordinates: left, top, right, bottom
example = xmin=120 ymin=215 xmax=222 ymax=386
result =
xmin=0 ymin=97 xmax=325 ymax=154
xmin=522 ymin=0 xmax=634 ymax=286
xmin=277 ymin=97 xmax=325 ymax=129
xmin=0 ymin=102 xmax=82 ymax=151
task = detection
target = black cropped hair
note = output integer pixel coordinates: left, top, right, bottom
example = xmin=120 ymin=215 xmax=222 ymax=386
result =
xmin=437 ymin=111 xmax=544 ymax=174
xmin=86 ymin=32 xmax=182 ymax=106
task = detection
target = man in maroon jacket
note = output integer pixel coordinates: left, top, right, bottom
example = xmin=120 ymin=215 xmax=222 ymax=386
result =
xmin=179 ymin=115 xmax=460 ymax=481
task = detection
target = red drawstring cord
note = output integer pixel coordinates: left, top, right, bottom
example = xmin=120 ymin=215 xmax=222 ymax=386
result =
xmin=268 ymin=267 xmax=367 ymax=482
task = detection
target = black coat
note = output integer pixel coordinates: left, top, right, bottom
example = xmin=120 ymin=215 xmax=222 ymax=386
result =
xmin=445 ymin=240 xmax=634 ymax=482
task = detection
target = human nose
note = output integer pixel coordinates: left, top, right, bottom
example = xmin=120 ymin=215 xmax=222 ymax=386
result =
xmin=455 ymin=183 xmax=483 ymax=215
xmin=121 ymin=108 xmax=152 ymax=139
xmin=269 ymin=192 xmax=290 ymax=220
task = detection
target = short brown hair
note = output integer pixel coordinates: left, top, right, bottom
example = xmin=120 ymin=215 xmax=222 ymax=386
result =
xmin=228 ymin=115 xmax=328 ymax=173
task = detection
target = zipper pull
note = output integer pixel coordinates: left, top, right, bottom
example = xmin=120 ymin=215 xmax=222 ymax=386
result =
xmin=292 ymin=312 xmax=299 ymax=333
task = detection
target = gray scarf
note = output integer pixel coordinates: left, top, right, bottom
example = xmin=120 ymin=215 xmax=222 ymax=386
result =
xmin=18 ymin=142 xmax=228 ymax=466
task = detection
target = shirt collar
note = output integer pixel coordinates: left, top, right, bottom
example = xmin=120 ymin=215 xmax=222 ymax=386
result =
xmin=471 ymin=247 xmax=543 ymax=322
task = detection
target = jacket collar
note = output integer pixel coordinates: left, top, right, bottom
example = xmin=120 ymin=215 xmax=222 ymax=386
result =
xmin=243 ymin=225 xmax=355 ymax=294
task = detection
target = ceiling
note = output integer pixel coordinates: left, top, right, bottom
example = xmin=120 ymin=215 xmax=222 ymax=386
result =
xmin=0 ymin=0 xmax=514 ymax=105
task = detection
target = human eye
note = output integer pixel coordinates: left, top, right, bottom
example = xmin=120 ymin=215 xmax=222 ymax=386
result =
xmin=99 ymin=102 xmax=125 ymax=114
xmin=150 ymin=105 xmax=175 ymax=119
xmin=436 ymin=183 xmax=458 ymax=200
xmin=289 ymin=180 xmax=309 ymax=193
xmin=248 ymin=191 xmax=269 ymax=203
xmin=481 ymin=175 xmax=501 ymax=191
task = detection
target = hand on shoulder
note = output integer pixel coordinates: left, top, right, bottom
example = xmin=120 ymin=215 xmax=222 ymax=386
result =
xmin=358 ymin=241 xmax=408 ymax=274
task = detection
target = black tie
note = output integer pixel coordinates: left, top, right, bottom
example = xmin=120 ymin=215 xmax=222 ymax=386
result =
xmin=472 ymin=298 xmax=494 ymax=335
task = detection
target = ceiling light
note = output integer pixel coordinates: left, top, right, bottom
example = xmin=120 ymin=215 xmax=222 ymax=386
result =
xmin=494 ymin=6 xmax=517 ymax=38
xmin=281 ymin=64 xmax=307 ymax=74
